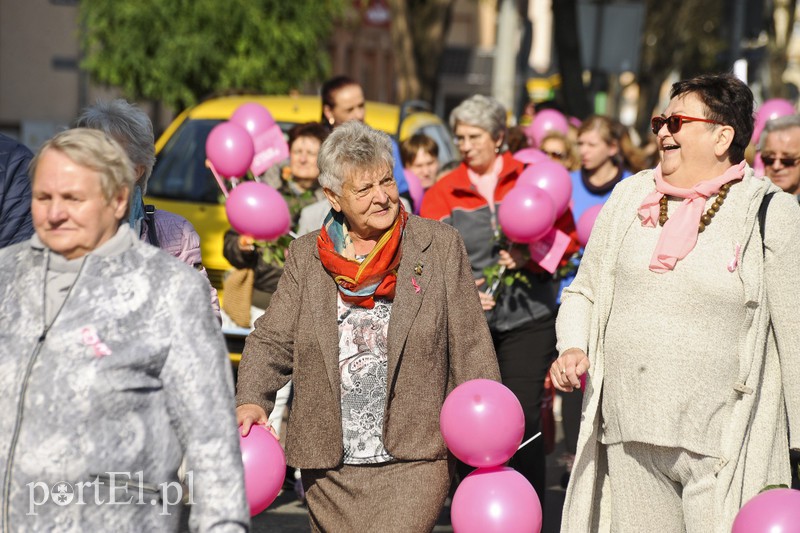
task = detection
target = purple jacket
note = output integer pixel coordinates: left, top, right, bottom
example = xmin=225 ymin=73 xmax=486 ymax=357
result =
xmin=140 ymin=209 xmax=221 ymax=318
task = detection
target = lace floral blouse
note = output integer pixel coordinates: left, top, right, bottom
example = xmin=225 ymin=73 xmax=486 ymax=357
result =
xmin=337 ymin=294 xmax=394 ymax=464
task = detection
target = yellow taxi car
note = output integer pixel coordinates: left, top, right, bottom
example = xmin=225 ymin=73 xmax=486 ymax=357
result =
xmin=146 ymin=95 xmax=456 ymax=292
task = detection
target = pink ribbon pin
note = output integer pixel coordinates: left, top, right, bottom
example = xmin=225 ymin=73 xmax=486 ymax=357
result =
xmin=411 ymin=277 xmax=421 ymax=294
xmin=727 ymin=243 xmax=742 ymax=273
xmin=81 ymin=326 xmax=112 ymax=358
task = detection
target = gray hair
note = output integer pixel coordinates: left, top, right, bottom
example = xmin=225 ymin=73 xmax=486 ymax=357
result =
xmin=75 ymin=99 xmax=156 ymax=193
xmin=317 ymin=121 xmax=394 ymax=195
xmin=449 ymin=94 xmax=507 ymax=141
xmin=757 ymin=114 xmax=800 ymax=151
xmin=30 ymin=128 xmax=136 ymax=213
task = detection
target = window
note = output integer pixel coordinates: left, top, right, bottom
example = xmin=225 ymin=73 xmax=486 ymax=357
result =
xmin=148 ymin=119 xmax=223 ymax=204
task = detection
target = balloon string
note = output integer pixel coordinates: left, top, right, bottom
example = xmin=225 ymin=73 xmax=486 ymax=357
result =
xmin=205 ymin=159 xmax=229 ymax=198
xmin=517 ymin=432 xmax=542 ymax=451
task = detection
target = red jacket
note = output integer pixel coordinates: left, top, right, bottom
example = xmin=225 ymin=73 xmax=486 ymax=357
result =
xmin=421 ymin=152 xmax=579 ymax=275
xmin=420 ymin=152 xmax=578 ymax=331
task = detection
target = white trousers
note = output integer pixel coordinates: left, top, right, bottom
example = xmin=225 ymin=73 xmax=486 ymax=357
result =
xmin=605 ymin=442 xmax=719 ymax=533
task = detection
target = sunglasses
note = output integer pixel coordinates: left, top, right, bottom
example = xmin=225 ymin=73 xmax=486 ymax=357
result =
xmin=761 ymin=155 xmax=800 ymax=167
xmin=543 ymin=150 xmax=566 ymax=161
xmin=650 ymin=114 xmax=724 ymax=135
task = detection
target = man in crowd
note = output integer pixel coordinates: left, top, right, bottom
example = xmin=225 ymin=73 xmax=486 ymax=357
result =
xmin=760 ymin=114 xmax=800 ymax=201
xmin=758 ymin=114 xmax=800 ymax=489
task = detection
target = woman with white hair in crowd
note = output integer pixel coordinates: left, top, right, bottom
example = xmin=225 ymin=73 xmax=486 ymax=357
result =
xmin=76 ymin=99 xmax=219 ymax=317
xmin=421 ymin=94 xmax=579 ymax=506
xmin=0 ymin=128 xmax=247 ymax=531
xmin=236 ymin=120 xmax=499 ymax=531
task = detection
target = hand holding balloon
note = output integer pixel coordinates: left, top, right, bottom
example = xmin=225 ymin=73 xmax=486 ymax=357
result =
xmin=239 ymin=423 xmax=286 ymax=516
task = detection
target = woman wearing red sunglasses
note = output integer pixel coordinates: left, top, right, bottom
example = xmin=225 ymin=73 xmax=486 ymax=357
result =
xmin=552 ymin=73 xmax=800 ymax=532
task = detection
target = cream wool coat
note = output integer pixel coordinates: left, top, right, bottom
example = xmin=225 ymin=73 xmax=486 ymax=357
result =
xmin=556 ymin=167 xmax=800 ymax=532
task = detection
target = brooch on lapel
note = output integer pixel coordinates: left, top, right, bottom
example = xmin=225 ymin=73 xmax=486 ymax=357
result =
xmin=414 ymin=262 xmax=423 ymax=276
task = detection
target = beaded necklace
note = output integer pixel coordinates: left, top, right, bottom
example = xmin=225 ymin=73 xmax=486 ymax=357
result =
xmin=658 ymin=181 xmax=738 ymax=233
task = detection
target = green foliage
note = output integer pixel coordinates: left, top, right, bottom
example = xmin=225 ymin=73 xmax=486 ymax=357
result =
xmin=258 ymin=234 xmax=293 ymax=269
xmin=481 ymin=228 xmax=533 ymax=296
xmin=79 ymin=0 xmax=345 ymax=111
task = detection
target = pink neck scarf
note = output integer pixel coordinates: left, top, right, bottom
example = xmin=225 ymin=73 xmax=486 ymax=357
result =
xmin=638 ymin=160 xmax=746 ymax=273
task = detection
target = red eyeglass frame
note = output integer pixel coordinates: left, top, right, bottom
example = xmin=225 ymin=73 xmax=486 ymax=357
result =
xmin=651 ymin=114 xmax=724 ymax=135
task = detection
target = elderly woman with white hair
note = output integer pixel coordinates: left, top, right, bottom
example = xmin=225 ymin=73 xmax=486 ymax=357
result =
xmin=75 ymin=99 xmax=219 ymax=317
xmin=0 ymin=128 xmax=247 ymax=531
xmin=236 ymin=120 xmax=500 ymax=532
xmin=421 ymin=94 xmax=579 ymax=504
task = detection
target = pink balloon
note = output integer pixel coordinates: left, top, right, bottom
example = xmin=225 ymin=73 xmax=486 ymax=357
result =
xmin=206 ymin=122 xmax=255 ymax=178
xmin=576 ymin=203 xmax=604 ymax=247
xmin=403 ymin=169 xmax=424 ymax=214
xmin=231 ymin=102 xmax=277 ymax=139
xmin=239 ymin=424 xmax=286 ymax=516
xmin=498 ymin=185 xmax=557 ymax=244
xmin=516 ymin=161 xmax=573 ymax=217
xmin=753 ymin=98 xmax=796 ymax=143
xmin=732 ymin=488 xmax=800 ymax=533
xmin=226 ymin=181 xmax=291 ymax=240
xmin=451 ymin=467 xmax=542 ymax=533
xmin=440 ymin=379 xmax=525 ymax=468
xmin=526 ymin=109 xmax=569 ymax=147
xmin=513 ymin=148 xmax=549 ymax=165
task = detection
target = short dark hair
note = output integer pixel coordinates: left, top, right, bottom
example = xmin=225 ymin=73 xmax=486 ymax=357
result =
xmin=670 ymin=73 xmax=754 ymax=164
xmin=321 ymin=75 xmax=360 ymax=121
xmin=399 ymin=133 xmax=439 ymax=167
xmin=288 ymin=122 xmax=329 ymax=148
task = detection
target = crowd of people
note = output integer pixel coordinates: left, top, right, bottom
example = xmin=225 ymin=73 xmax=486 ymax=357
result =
xmin=0 ymin=71 xmax=798 ymax=532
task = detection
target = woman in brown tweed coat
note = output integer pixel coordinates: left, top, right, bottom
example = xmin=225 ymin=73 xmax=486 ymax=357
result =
xmin=235 ymin=121 xmax=500 ymax=532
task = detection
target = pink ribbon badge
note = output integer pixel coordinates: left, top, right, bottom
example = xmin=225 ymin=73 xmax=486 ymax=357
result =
xmin=727 ymin=243 xmax=742 ymax=273
xmin=411 ymin=277 xmax=421 ymax=294
xmin=81 ymin=326 xmax=112 ymax=358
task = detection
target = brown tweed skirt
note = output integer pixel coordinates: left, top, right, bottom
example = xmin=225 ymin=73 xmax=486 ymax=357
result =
xmin=301 ymin=458 xmax=453 ymax=532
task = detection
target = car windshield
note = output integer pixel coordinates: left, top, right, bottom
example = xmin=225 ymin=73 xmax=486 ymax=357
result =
xmin=148 ymin=119 xmax=224 ymax=204
xmin=148 ymin=119 xmax=300 ymax=204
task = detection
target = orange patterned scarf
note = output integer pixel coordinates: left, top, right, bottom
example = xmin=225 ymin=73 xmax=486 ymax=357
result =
xmin=317 ymin=205 xmax=408 ymax=308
